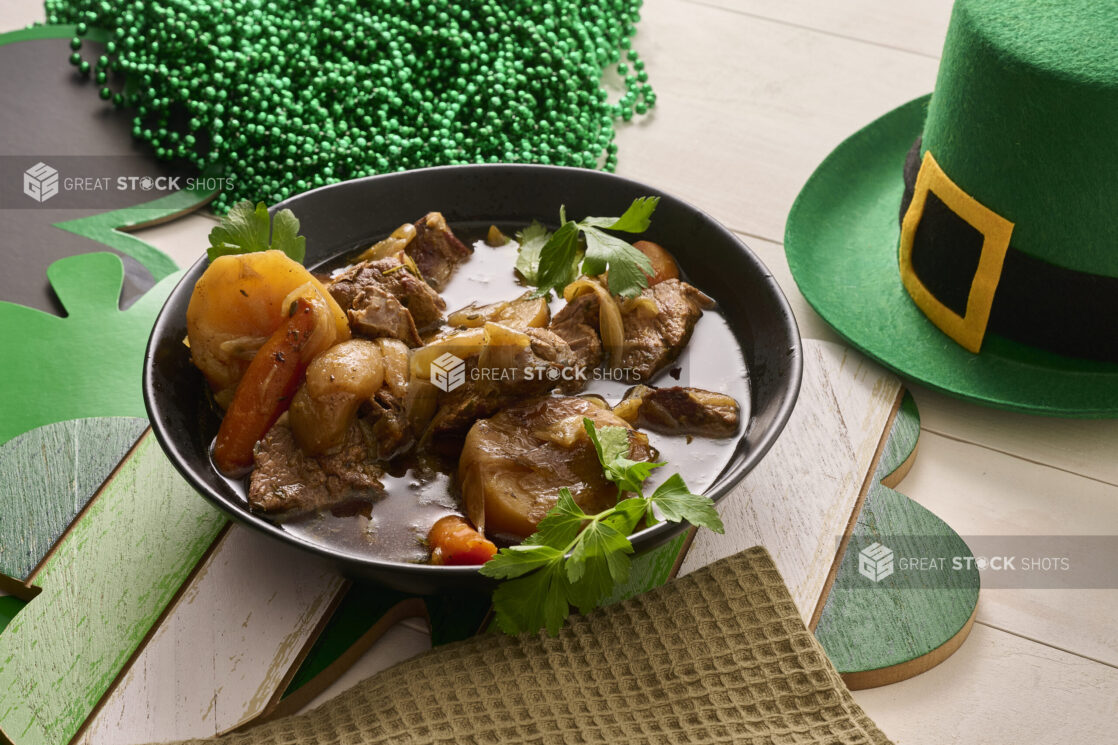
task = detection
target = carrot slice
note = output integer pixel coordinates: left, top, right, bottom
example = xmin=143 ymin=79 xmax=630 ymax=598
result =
xmin=212 ymin=297 xmax=318 ymax=475
xmin=632 ymin=240 xmax=680 ymax=285
xmin=428 ymin=515 xmax=498 ymax=566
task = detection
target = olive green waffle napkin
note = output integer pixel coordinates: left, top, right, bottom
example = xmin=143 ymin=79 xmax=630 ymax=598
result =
xmin=162 ymin=547 xmax=892 ymax=745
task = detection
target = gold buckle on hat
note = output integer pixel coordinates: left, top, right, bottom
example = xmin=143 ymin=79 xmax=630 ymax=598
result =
xmin=899 ymin=151 xmax=1015 ymax=353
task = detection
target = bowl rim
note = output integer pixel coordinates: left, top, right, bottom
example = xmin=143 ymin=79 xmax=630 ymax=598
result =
xmin=143 ymin=163 xmax=803 ymax=581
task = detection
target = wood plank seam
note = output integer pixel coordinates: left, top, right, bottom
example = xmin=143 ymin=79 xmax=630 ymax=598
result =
xmin=674 ymin=0 xmax=942 ymax=61
xmin=973 ymin=620 xmax=1118 ymax=671
xmin=255 ymin=597 xmax=428 ymax=724
xmin=221 ymin=579 xmax=356 ymax=735
xmin=918 ymin=427 xmax=1118 ymax=489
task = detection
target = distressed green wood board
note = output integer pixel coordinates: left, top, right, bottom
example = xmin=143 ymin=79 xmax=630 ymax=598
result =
xmin=0 ymin=430 xmax=226 ymax=745
xmin=0 ymin=417 xmax=149 ymax=583
xmin=814 ymin=393 xmax=980 ymax=689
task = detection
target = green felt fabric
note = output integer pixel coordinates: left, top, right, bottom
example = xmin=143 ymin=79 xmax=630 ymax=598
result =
xmin=922 ymin=0 xmax=1118 ymax=276
xmin=785 ymin=96 xmax=1118 ymax=417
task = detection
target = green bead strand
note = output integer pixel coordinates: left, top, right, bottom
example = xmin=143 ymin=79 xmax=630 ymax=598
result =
xmin=43 ymin=0 xmax=654 ymax=213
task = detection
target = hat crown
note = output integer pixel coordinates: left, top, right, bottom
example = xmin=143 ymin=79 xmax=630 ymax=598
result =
xmin=922 ymin=0 xmax=1118 ymax=277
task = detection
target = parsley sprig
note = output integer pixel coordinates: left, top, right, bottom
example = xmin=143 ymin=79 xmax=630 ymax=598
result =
xmin=479 ymin=417 xmax=725 ymax=635
xmin=207 ymin=200 xmax=306 ymax=263
xmin=516 ymin=197 xmax=660 ymax=299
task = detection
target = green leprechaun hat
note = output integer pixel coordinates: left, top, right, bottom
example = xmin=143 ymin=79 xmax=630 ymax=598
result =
xmin=785 ymin=0 xmax=1118 ymax=417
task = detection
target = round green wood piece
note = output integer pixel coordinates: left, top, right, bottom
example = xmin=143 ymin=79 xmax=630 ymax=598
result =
xmin=814 ymin=393 xmax=980 ymax=689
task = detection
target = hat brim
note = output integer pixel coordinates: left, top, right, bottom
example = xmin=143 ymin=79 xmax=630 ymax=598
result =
xmin=785 ymin=94 xmax=1118 ymax=418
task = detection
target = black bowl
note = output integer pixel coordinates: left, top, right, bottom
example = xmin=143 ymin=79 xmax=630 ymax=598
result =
xmin=144 ymin=164 xmax=802 ymax=594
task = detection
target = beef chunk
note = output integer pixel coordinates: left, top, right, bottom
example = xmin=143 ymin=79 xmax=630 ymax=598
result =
xmin=248 ymin=419 xmax=385 ymax=518
xmin=348 ymin=285 xmax=422 ymax=347
xmin=363 ymin=388 xmax=415 ymax=460
xmin=421 ymin=326 xmax=580 ymax=444
xmin=616 ymin=385 xmax=740 ymax=438
xmin=549 ymin=291 xmax=603 ymax=371
xmin=407 ymin=212 xmax=473 ymax=291
xmin=328 ymin=254 xmax=446 ymax=331
xmin=619 ymin=279 xmax=713 ymax=382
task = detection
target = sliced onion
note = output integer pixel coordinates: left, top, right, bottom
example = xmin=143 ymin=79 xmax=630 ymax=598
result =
xmin=533 ymin=414 xmax=587 ymax=447
xmin=578 ymin=393 xmax=610 ymax=410
xmin=478 ymin=322 xmax=532 ymax=373
xmin=447 ymin=292 xmax=549 ymax=329
xmin=410 ymin=327 xmax=486 ymax=379
xmin=620 ymin=295 xmax=659 ymax=317
xmin=217 ymin=335 xmax=268 ymax=361
xmin=612 ymin=384 xmax=653 ymax=424
xmin=356 ymin=223 xmax=417 ymax=262
xmin=375 ymin=338 xmax=411 ymax=399
xmin=564 ymin=277 xmax=625 ymax=366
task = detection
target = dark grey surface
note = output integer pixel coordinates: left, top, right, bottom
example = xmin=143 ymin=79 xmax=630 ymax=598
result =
xmin=0 ymin=36 xmax=195 ymax=313
xmin=145 ymin=165 xmax=803 ymax=594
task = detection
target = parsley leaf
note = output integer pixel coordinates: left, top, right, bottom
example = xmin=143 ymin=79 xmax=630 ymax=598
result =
xmin=531 ymin=221 xmax=582 ymax=298
xmin=584 ymin=420 xmax=631 ymax=465
xmin=207 ymin=200 xmax=307 ymax=263
xmin=607 ymin=457 xmax=663 ymax=495
xmin=514 ymin=220 xmax=550 ymax=284
xmin=523 ymin=488 xmax=587 ymax=549
xmin=650 ymin=473 xmax=725 ymax=533
xmin=584 ymin=419 xmax=665 ymax=494
xmin=579 ymin=196 xmax=660 ymax=233
xmin=583 ymin=228 xmax=656 ymax=298
xmin=480 ymin=418 xmax=724 ymax=636
xmin=482 ymin=544 xmax=565 ymax=579
xmin=604 ymin=497 xmax=649 ymax=535
xmin=490 ymin=559 xmax=570 ymax=636
xmin=565 ymin=519 xmax=633 ymax=612
xmin=516 ymin=197 xmax=660 ymax=299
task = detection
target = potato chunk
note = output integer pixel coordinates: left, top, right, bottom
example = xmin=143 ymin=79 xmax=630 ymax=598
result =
xmin=186 ymin=250 xmax=349 ymax=398
xmin=459 ymin=396 xmax=654 ymax=540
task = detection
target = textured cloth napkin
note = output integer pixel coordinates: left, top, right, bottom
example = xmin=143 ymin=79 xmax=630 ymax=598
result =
xmin=161 ymin=547 xmax=892 ymax=745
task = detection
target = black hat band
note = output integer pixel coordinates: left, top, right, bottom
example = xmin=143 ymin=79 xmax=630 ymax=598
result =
xmin=900 ymin=138 xmax=1118 ymax=363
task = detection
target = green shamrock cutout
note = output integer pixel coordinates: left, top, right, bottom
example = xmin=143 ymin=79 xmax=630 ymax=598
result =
xmin=0 ymin=252 xmax=183 ymax=447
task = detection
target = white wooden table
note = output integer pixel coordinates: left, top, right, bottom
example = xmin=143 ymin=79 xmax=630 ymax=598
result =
xmin=3 ymin=1 xmax=1117 ymax=742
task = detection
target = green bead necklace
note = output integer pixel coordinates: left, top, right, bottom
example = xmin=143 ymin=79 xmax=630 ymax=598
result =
xmin=47 ymin=0 xmax=654 ymax=213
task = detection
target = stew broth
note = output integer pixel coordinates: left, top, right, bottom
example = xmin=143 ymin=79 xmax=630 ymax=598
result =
xmin=243 ymin=223 xmax=751 ymax=563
